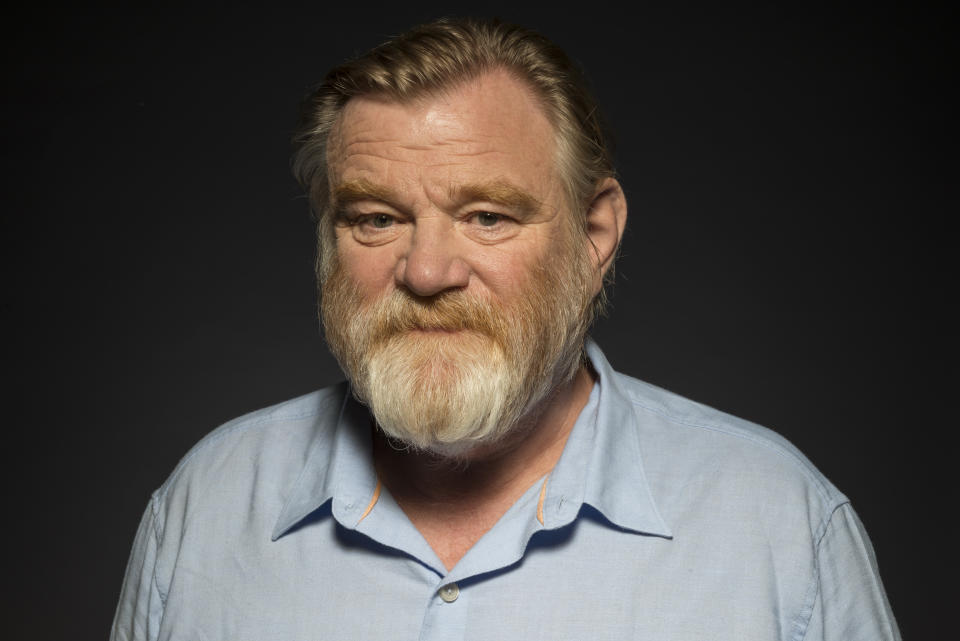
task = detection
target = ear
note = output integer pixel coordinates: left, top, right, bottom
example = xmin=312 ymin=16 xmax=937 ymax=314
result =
xmin=584 ymin=178 xmax=628 ymax=295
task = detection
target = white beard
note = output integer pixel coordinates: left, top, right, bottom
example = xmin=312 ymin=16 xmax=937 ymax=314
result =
xmin=320 ymin=241 xmax=594 ymax=458
xmin=362 ymin=330 xmax=522 ymax=458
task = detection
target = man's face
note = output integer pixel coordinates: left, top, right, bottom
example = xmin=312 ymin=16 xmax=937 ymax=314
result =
xmin=321 ymin=70 xmax=594 ymax=457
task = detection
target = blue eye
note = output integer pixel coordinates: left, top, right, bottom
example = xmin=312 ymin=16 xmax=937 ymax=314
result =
xmin=475 ymin=212 xmax=500 ymax=227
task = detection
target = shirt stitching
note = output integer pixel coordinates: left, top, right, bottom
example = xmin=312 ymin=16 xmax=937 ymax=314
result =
xmin=149 ymin=493 xmax=168 ymax=606
xmin=791 ymin=501 xmax=848 ymax=641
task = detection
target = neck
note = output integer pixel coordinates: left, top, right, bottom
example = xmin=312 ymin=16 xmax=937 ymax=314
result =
xmin=372 ymin=364 xmax=595 ymax=569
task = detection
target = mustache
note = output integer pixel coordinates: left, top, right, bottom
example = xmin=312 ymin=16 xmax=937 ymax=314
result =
xmin=365 ymin=289 xmax=506 ymax=344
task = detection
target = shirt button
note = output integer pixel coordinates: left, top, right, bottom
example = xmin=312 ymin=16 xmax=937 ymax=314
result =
xmin=438 ymin=583 xmax=460 ymax=603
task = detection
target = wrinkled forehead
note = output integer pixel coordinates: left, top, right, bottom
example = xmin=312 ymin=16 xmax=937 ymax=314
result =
xmin=326 ymin=70 xmax=558 ymax=176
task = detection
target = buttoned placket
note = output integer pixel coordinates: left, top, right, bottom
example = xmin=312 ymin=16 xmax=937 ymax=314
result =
xmin=267 ymin=344 xmax=674 ymax=640
xmin=350 ymin=469 xmax=561 ymax=641
xmin=338 ymin=380 xmax=607 ymax=641
xmin=416 ymin=576 xmax=470 ymax=641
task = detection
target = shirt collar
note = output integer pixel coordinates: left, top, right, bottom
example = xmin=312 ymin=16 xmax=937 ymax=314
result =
xmin=272 ymin=339 xmax=672 ymax=542
xmin=540 ymin=339 xmax=673 ymax=538
xmin=271 ymin=391 xmax=377 ymax=541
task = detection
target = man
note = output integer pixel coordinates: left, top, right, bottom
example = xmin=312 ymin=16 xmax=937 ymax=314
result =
xmin=111 ymin=18 xmax=899 ymax=640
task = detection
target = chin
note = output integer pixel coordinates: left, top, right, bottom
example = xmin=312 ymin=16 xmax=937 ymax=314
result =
xmin=358 ymin=330 xmax=529 ymax=454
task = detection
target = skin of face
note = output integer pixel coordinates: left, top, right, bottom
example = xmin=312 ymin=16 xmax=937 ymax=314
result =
xmin=322 ymin=70 xmax=627 ymax=568
xmin=326 ymin=69 xmax=578 ymax=313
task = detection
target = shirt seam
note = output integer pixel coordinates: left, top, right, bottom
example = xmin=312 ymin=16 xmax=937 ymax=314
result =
xmin=791 ymin=500 xmax=849 ymax=641
xmin=148 ymin=492 xmax=168 ymax=607
xmin=627 ymin=397 xmax=838 ymax=507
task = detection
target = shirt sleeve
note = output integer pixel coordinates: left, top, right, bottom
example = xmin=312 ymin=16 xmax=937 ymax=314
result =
xmin=800 ymin=502 xmax=901 ymax=641
xmin=110 ymin=495 xmax=165 ymax=641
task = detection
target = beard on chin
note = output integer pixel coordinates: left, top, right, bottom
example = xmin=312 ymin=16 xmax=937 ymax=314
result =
xmin=320 ymin=246 xmax=594 ymax=459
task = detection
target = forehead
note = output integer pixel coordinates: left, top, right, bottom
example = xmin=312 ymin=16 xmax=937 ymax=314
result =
xmin=327 ymin=70 xmax=558 ymax=191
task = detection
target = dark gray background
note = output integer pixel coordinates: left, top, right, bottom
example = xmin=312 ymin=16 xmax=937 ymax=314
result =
xmin=4 ymin=1 xmax=949 ymax=638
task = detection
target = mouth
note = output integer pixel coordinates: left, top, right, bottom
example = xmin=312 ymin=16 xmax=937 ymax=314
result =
xmin=409 ymin=327 xmax=464 ymax=334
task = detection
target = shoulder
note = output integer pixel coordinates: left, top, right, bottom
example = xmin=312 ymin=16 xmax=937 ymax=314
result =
xmin=611 ymin=370 xmax=847 ymax=536
xmin=162 ymin=383 xmax=347 ymax=490
xmin=150 ymin=383 xmax=349 ymax=531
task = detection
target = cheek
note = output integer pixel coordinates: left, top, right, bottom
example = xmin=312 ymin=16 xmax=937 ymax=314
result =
xmin=467 ymin=244 xmax=541 ymax=298
xmin=337 ymin=242 xmax=398 ymax=295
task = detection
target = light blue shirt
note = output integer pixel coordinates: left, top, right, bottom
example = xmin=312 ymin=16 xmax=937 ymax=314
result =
xmin=111 ymin=341 xmax=899 ymax=640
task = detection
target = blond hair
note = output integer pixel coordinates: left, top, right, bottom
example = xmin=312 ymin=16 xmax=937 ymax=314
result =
xmin=293 ymin=17 xmax=617 ymax=308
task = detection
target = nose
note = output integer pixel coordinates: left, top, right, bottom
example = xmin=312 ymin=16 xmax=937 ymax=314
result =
xmin=395 ymin=220 xmax=470 ymax=297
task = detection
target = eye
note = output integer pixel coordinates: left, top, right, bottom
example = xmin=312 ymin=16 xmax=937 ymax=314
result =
xmin=369 ymin=214 xmax=394 ymax=229
xmin=474 ymin=212 xmax=501 ymax=227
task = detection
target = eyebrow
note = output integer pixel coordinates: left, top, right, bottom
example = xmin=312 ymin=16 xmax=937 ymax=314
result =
xmin=448 ymin=181 xmax=542 ymax=218
xmin=332 ymin=179 xmax=399 ymax=209
xmin=331 ymin=178 xmax=543 ymax=218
